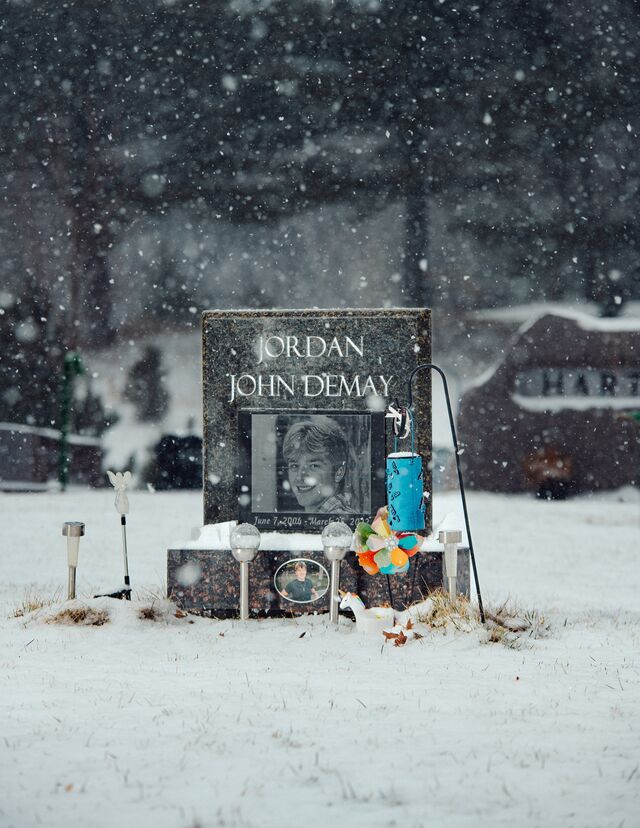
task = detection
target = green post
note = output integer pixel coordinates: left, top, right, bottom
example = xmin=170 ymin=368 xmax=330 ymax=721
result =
xmin=58 ymin=351 xmax=84 ymax=491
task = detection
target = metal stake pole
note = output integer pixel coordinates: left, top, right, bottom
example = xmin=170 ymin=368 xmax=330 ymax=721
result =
xmin=386 ymin=574 xmax=395 ymax=610
xmin=121 ymin=515 xmax=131 ymax=598
xmin=68 ymin=567 xmax=76 ymax=600
xmin=330 ymin=560 xmax=341 ymax=624
xmin=407 ymin=363 xmax=486 ymax=623
xmin=239 ymin=561 xmax=250 ymax=621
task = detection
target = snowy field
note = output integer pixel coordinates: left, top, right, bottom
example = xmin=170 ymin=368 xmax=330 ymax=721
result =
xmin=1 ymin=487 xmax=639 ymax=828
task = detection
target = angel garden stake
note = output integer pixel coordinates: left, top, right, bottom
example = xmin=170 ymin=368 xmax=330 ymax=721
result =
xmin=106 ymin=470 xmax=133 ymax=600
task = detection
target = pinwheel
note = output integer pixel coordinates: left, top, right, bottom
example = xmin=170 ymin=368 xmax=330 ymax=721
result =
xmin=354 ymin=506 xmax=422 ymax=576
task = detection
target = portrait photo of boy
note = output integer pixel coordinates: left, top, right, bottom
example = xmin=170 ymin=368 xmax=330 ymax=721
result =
xmin=240 ymin=409 xmax=383 ymax=527
xmin=275 ymin=559 xmax=329 ymax=604
xmin=280 ymin=561 xmax=318 ymax=602
xmin=282 ymin=416 xmax=357 ymax=514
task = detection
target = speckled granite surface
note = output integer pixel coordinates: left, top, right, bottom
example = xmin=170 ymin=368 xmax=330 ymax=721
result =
xmin=167 ymin=547 xmax=470 ymax=618
xmin=202 ymin=309 xmax=432 ymax=529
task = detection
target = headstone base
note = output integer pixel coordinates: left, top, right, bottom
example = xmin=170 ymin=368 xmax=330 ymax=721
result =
xmin=167 ymin=546 xmax=470 ymax=618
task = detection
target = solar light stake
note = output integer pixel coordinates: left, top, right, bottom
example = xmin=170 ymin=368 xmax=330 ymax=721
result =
xmin=439 ymin=529 xmax=462 ymax=599
xmin=230 ymin=524 xmax=261 ymax=620
xmin=62 ymin=521 xmax=85 ymax=600
xmin=321 ymin=522 xmax=353 ymax=624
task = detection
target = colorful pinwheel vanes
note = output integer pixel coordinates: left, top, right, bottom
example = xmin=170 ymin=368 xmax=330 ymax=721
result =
xmin=354 ymin=506 xmax=423 ymax=575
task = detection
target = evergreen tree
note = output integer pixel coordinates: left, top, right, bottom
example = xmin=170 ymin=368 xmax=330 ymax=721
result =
xmin=123 ymin=346 xmax=170 ymax=423
xmin=0 ymin=285 xmax=114 ymax=436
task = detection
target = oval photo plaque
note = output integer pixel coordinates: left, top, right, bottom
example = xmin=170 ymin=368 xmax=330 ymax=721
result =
xmin=274 ymin=558 xmax=330 ymax=604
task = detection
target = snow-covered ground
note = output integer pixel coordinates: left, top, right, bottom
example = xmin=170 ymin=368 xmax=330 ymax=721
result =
xmin=1 ymin=486 xmax=639 ymax=828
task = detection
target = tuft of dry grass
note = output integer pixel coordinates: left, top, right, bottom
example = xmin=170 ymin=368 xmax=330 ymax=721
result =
xmin=485 ymin=602 xmax=550 ymax=648
xmin=138 ymin=599 xmax=189 ymax=622
xmin=138 ymin=604 xmax=159 ymax=621
xmin=409 ymin=589 xmax=476 ymax=631
xmin=136 ymin=583 xmax=168 ymax=604
xmin=12 ymin=589 xmax=61 ymax=618
xmin=405 ymin=590 xmax=550 ymax=648
xmin=46 ymin=605 xmax=110 ymax=626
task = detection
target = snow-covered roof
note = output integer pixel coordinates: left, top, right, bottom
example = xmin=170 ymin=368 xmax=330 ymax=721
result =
xmin=0 ymin=422 xmax=101 ymax=446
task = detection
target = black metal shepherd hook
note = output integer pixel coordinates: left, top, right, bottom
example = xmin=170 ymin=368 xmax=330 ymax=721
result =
xmin=405 ymin=363 xmax=486 ymax=624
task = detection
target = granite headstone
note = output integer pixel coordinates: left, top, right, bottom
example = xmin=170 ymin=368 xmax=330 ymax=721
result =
xmin=167 ymin=307 xmax=473 ymax=617
xmin=202 ymin=308 xmax=432 ymax=528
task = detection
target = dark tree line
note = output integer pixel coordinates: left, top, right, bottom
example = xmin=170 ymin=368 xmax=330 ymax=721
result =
xmin=1 ymin=0 xmax=639 ymax=363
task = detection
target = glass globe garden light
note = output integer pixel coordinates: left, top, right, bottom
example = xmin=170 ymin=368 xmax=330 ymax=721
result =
xmin=62 ymin=521 xmax=85 ymax=600
xmin=321 ymin=521 xmax=353 ymax=560
xmin=230 ymin=523 xmax=261 ymax=561
xmin=321 ymin=521 xmax=353 ymax=624
xmin=230 ymin=523 xmax=261 ymax=620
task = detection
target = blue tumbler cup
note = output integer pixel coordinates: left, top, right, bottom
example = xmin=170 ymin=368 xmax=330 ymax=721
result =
xmin=386 ymin=452 xmax=426 ymax=532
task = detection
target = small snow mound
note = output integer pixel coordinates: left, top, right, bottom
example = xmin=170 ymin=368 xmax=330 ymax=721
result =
xmin=16 ymin=596 xmax=192 ymax=629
